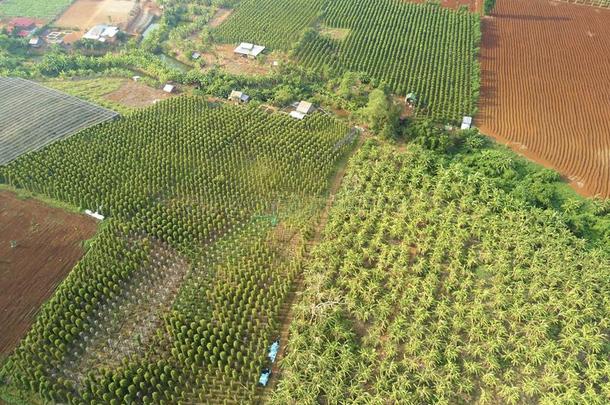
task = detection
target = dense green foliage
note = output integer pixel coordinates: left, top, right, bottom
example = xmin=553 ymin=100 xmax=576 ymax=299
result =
xmin=213 ymin=0 xmax=324 ymax=50
xmin=0 ymin=97 xmax=353 ymax=404
xmin=272 ymin=138 xmax=610 ymax=404
xmin=484 ymin=0 xmax=496 ymax=14
xmin=295 ymin=1 xmax=480 ymax=121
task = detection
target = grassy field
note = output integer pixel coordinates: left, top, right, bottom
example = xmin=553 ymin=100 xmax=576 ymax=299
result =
xmin=43 ymin=77 xmax=134 ymax=116
xmin=0 ymin=0 xmax=73 ymax=19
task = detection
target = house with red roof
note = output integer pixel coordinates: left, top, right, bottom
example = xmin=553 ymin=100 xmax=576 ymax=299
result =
xmin=8 ymin=18 xmax=37 ymax=37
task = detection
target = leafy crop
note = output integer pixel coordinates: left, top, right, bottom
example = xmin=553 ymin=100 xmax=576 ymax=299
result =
xmin=213 ymin=0 xmax=324 ymax=50
xmin=0 ymin=0 xmax=72 ymax=19
xmin=0 ymin=97 xmax=352 ymax=404
xmin=295 ymin=0 xmax=481 ymax=121
xmin=272 ymin=140 xmax=610 ymax=404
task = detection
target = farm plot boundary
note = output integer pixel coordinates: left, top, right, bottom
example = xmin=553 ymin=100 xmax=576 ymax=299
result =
xmin=477 ymin=0 xmax=610 ymax=197
xmin=0 ymin=78 xmax=118 ymax=166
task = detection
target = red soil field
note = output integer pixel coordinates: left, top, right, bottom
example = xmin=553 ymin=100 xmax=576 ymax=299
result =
xmin=0 ymin=191 xmax=97 ymax=356
xmin=477 ymin=0 xmax=610 ymax=197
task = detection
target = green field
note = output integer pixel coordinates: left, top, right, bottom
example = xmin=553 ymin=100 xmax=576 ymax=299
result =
xmin=213 ymin=0 xmax=324 ymax=50
xmin=0 ymin=97 xmax=354 ymax=404
xmin=271 ymin=139 xmax=610 ymax=403
xmin=43 ymin=78 xmax=133 ymax=116
xmin=214 ymin=0 xmax=480 ymax=121
xmin=0 ymin=0 xmax=72 ymax=19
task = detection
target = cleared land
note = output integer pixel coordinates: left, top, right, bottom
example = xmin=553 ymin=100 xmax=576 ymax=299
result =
xmin=0 ymin=78 xmax=118 ymax=165
xmin=0 ymin=191 xmax=97 ymax=356
xmin=0 ymin=0 xmax=71 ymax=19
xmin=209 ymin=8 xmax=232 ymax=28
xmin=477 ymin=0 xmax=610 ymax=197
xmin=54 ymin=0 xmax=135 ymax=30
xmin=105 ymin=80 xmax=174 ymax=107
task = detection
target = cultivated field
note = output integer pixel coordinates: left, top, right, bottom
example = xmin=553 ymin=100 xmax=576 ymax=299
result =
xmin=0 ymin=78 xmax=118 ymax=165
xmin=477 ymin=0 xmax=610 ymax=197
xmin=0 ymin=0 xmax=71 ymax=19
xmin=0 ymin=98 xmax=355 ymax=404
xmin=0 ymin=191 xmax=97 ymax=356
xmin=409 ymin=0 xmax=483 ymax=13
xmin=272 ymin=141 xmax=610 ymax=403
xmin=54 ymin=0 xmax=135 ymax=30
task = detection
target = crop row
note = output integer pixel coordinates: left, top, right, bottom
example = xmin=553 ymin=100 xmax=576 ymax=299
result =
xmin=0 ymin=97 xmax=352 ymax=404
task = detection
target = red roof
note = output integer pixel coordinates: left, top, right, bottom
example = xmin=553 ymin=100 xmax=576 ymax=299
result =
xmin=17 ymin=30 xmax=30 ymax=38
xmin=9 ymin=18 xmax=36 ymax=28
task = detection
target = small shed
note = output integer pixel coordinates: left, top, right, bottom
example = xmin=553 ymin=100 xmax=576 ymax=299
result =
xmin=228 ymin=90 xmax=250 ymax=103
xmin=163 ymin=84 xmax=176 ymax=93
xmin=28 ymin=37 xmax=42 ymax=48
xmin=289 ymin=111 xmax=306 ymax=120
xmin=461 ymin=116 xmax=473 ymax=130
xmin=132 ymin=75 xmax=141 ymax=82
xmin=234 ymin=42 xmax=265 ymax=58
xmin=296 ymin=101 xmax=315 ymax=115
xmin=192 ymin=52 xmax=201 ymax=60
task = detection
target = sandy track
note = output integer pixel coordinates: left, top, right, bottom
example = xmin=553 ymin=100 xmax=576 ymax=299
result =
xmin=0 ymin=191 xmax=97 ymax=356
xmin=478 ymin=0 xmax=610 ymax=197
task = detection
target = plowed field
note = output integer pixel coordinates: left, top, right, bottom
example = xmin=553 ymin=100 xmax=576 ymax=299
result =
xmin=0 ymin=191 xmax=97 ymax=356
xmin=478 ymin=0 xmax=610 ymax=197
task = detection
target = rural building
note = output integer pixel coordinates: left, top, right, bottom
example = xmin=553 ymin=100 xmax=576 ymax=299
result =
xmin=290 ymin=101 xmax=315 ymax=120
xmin=461 ymin=116 xmax=473 ymax=130
xmin=192 ymin=52 xmax=201 ymax=60
xmin=28 ymin=37 xmax=42 ymax=48
xmin=163 ymin=84 xmax=176 ymax=93
xmin=234 ymin=42 xmax=265 ymax=58
xmin=9 ymin=18 xmax=36 ymax=37
xmin=228 ymin=90 xmax=250 ymax=103
xmin=83 ymin=25 xmax=119 ymax=43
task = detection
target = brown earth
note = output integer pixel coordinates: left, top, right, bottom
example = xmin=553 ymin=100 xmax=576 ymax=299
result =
xmin=201 ymin=44 xmax=274 ymax=76
xmin=105 ymin=80 xmax=173 ymax=107
xmin=0 ymin=191 xmax=97 ymax=356
xmin=477 ymin=0 xmax=610 ymax=197
xmin=209 ymin=8 xmax=232 ymax=28
xmin=54 ymin=0 xmax=136 ymax=32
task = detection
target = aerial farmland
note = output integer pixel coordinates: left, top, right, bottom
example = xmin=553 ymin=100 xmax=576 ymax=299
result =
xmin=2 ymin=0 xmax=610 ymax=404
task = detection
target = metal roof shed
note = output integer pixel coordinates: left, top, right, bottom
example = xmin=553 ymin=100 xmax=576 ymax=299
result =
xmin=234 ymin=42 xmax=266 ymax=58
xmin=295 ymin=101 xmax=314 ymax=114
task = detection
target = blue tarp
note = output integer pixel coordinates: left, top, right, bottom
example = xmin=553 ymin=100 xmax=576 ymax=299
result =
xmin=259 ymin=369 xmax=271 ymax=386
xmin=268 ymin=340 xmax=280 ymax=363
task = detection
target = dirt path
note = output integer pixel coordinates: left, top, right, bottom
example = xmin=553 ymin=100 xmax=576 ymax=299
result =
xmin=260 ymin=129 xmax=365 ymax=399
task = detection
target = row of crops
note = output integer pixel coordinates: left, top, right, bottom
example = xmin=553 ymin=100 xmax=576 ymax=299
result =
xmin=0 ymin=97 xmax=353 ymax=404
xmin=0 ymin=0 xmax=72 ymax=19
xmin=213 ymin=0 xmax=480 ymax=121
xmin=271 ymin=140 xmax=610 ymax=404
xmin=213 ymin=0 xmax=324 ymax=50
xmin=295 ymin=0 xmax=481 ymax=121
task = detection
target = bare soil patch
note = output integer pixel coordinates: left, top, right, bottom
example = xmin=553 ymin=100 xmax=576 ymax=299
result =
xmin=201 ymin=44 xmax=274 ymax=76
xmin=105 ymin=80 xmax=173 ymax=108
xmin=0 ymin=191 xmax=97 ymax=356
xmin=477 ymin=0 xmax=610 ymax=197
xmin=54 ymin=0 xmax=136 ymax=30
xmin=209 ymin=8 xmax=232 ymax=28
